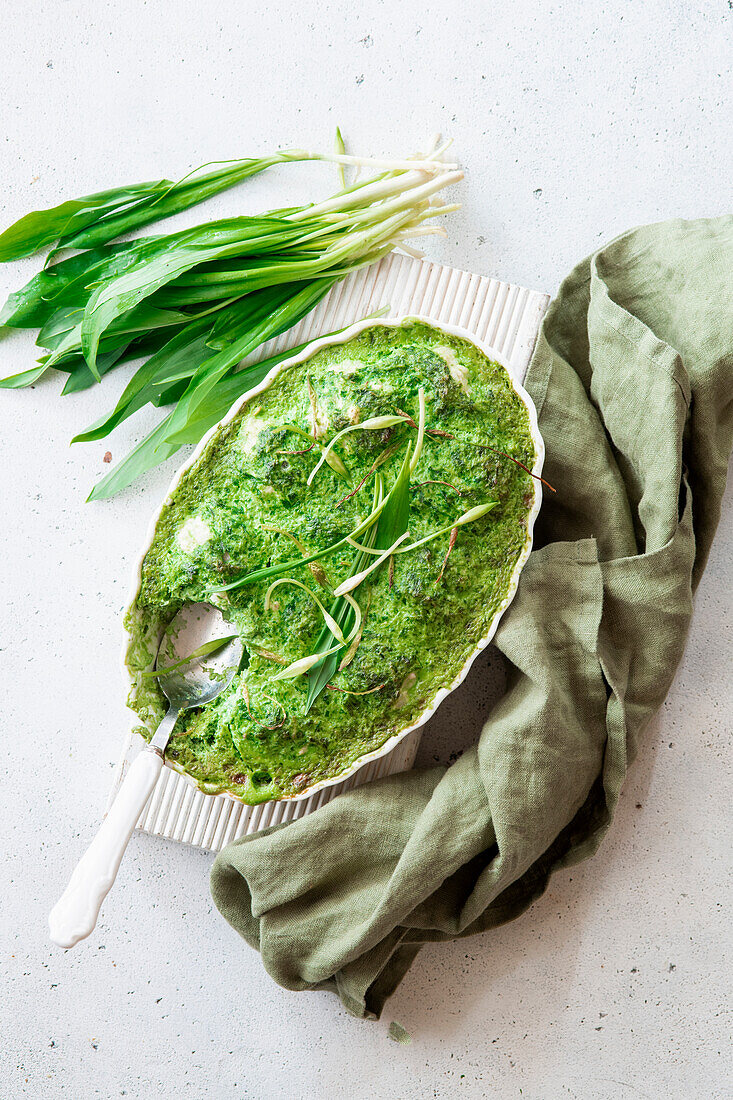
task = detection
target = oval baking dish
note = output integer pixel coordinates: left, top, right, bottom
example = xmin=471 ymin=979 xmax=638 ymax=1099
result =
xmin=122 ymin=315 xmax=545 ymax=804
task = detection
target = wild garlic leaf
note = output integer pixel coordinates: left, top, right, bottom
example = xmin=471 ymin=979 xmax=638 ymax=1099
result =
xmin=72 ymin=317 xmax=216 ymax=442
xmin=374 ymin=443 xmax=412 ymax=550
xmin=60 ymin=342 xmax=138 ymax=393
xmin=141 ymin=634 xmax=238 ymax=677
xmin=161 ymin=306 xmax=387 ymax=449
xmin=163 ymin=357 xmax=292 ymax=448
xmin=78 ymin=218 xmax=308 ymax=377
xmin=58 ymin=154 xmax=318 ymax=251
xmin=303 ymin=599 xmax=354 ymax=708
xmin=0 ymin=362 xmax=50 ymax=389
xmin=86 ymin=411 xmax=181 ymax=502
xmin=0 ymin=181 xmax=168 ymax=262
xmin=165 ymin=279 xmax=335 ymax=444
xmin=85 ymin=280 xmax=333 ymax=497
xmin=0 ymin=153 xmax=316 ymax=262
xmin=0 ymin=241 xmax=148 ymax=330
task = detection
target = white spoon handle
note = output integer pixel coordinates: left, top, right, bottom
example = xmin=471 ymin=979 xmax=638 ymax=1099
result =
xmin=49 ymin=748 xmax=163 ymax=948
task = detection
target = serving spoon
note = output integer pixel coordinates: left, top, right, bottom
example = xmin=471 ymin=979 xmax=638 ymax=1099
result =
xmin=49 ymin=603 xmax=242 ymax=949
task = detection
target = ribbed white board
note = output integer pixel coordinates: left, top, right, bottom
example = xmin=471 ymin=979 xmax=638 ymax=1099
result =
xmin=109 ymin=252 xmax=549 ymax=851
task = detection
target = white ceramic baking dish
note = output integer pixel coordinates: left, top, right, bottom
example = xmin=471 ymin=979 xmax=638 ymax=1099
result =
xmin=122 ymin=314 xmax=545 ymax=804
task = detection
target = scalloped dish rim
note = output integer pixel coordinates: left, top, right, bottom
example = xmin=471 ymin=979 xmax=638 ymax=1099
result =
xmin=121 ymin=314 xmax=545 ymax=804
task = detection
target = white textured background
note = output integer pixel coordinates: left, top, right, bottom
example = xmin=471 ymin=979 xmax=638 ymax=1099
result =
xmin=1 ymin=2 xmax=731 ymax=1098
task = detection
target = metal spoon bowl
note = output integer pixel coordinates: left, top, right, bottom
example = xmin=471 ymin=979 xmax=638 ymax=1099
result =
xmin=49 ymin=603 xmax=242 ymax=949
xmin=150 ymin=602 xmax=243 ymax=753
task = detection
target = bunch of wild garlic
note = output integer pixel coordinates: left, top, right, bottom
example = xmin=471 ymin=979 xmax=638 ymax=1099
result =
xmin=0 ymin=136 xmax=461 ymax=498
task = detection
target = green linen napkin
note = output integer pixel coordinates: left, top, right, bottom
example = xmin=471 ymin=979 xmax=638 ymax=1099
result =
xmin=210 ymin=216 xmax=733 ymax=1019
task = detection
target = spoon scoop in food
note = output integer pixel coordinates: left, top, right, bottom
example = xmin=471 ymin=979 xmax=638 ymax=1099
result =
xmin=49 ymin=603 xmax=242 ymax=949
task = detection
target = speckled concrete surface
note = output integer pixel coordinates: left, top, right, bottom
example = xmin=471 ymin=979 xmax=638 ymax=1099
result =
xmin=1 ymin=3 xmax=731 ymax=1097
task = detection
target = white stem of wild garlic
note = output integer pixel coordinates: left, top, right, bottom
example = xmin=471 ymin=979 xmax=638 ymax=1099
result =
xmin=333 ymin=533 xmax=411 ymax=596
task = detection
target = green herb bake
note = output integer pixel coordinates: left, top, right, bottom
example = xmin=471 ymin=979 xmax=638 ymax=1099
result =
xmin=124 ymin=320 xmax=540 ymax=803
